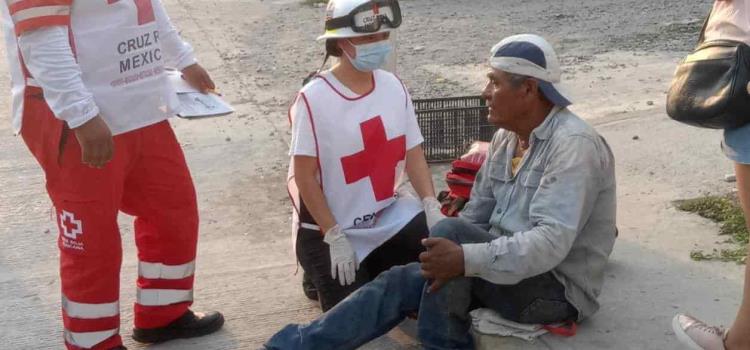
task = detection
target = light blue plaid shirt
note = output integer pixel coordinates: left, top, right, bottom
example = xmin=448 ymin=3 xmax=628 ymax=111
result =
xmin=460 ymin=107 xmax=617 ymax=320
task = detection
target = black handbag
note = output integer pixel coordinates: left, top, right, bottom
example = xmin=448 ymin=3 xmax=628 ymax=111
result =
xmin=666 ymin=11 xmax=750 ymax=129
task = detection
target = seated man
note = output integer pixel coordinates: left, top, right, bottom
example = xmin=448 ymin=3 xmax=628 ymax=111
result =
xmin=263 ymin=34 xmax=617 ymax=350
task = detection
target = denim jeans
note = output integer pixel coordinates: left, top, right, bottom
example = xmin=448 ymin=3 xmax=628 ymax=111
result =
xmin=723 ymin=121 xmax=750 ymax=164
xmin=418 ymin=218 xmax=578 ymax=349
xmin=265 ymin=218 xmax=576 ymax=350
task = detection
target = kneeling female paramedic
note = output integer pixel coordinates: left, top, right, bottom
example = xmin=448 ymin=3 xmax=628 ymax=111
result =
xmin=287 ymin=0 xmax=445 ymax=311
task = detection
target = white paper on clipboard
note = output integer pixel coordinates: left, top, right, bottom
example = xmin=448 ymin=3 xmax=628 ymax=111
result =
xmin=168 ymin=70 xmax=234 ymax=119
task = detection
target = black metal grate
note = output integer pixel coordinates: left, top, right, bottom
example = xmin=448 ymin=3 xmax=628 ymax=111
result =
xmin=413 ymin=96 xmax=495 ymax=162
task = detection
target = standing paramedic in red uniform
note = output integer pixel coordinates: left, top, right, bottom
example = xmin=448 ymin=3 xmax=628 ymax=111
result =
xmin=1 ymin=1 xmax=223 ymax=349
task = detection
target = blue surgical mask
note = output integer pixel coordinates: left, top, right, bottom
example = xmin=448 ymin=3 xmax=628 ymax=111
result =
xmin=345 ymin=40 xmax=393 ymax=72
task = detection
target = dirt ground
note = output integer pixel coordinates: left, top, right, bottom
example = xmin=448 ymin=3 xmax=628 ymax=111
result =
xmin=1 ymin=0 xmax=748 ymax=349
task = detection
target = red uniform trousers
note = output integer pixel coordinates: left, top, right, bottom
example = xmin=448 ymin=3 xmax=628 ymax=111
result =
xmin=20 ymin=91 xmax=199 ymax=350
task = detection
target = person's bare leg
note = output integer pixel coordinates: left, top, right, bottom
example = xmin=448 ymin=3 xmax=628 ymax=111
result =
xmin=725 ymin=163 xmax=750 ymax=349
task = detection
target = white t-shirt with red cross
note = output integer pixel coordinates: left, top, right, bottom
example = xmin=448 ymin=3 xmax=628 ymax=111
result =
xmin=288 ymin=69 xmax=424 ymax=262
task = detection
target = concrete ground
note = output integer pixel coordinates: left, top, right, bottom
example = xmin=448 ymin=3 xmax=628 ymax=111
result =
xmin=0 ymin=0 xmax=747 ymax=349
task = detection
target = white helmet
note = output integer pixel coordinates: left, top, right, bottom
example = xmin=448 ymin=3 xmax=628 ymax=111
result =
xmin=316 ymin=0 xmax=402 ymax=41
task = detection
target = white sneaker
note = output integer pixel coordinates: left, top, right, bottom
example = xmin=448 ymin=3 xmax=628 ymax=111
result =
xmin=672 ymin=314 xmax=728 ymax=350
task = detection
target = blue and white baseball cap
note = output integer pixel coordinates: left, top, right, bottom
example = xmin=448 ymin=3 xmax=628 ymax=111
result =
xmin=489 ymin=34 xmax=572 ymax=107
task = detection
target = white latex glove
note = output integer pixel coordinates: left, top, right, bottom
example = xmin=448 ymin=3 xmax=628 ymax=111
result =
xmin=323 ymin=225 xmax=359 ymax=286
xmin=423 ymin=196 xmax=447 ymax=230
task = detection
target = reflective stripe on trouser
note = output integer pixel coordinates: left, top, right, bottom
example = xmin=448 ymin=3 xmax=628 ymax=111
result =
xmin=137 ymin=288 xmax=194 ymax=306
xmin=137 ymin=260 xmax=196 ymax=306
xmin=138 ymin=260 xmax=196 ymax=280
xmin=135 ymin=258 xmax=196 ymax=328
xmin=64 ymin=329 xmax=120 ymax=350
xmin=20 ymin=95 xmax=199 ymax=346
xmin=135 ymin=259 xmax=196 ymax=328
xmin=61 ymin=296 xmax=121 ymax=350
xmin=62 ymin=296 xmax=119 ymax=318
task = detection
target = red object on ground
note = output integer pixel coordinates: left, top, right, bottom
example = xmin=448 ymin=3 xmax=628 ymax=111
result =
xmin=439 ymin=141 xmax=490 ymax=216
xmin=544 ymin=321 xmax=578 ymax=337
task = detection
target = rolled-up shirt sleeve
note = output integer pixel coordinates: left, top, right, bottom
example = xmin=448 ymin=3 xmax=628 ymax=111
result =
xmin=18 ymin=25 xmax=99 ymax=129
xmin=153 ymin=0 xmax=196 ymax=70
xmin=462 ymin=135 xmax=604 ymax=284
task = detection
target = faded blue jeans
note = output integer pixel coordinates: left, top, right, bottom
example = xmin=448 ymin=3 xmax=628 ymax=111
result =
xmin=264 ymin=218 xmax=577 ymax=350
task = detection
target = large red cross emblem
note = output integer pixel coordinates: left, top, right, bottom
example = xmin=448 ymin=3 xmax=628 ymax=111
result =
xmin=341 ymin=116 xmax=405 ymax=202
